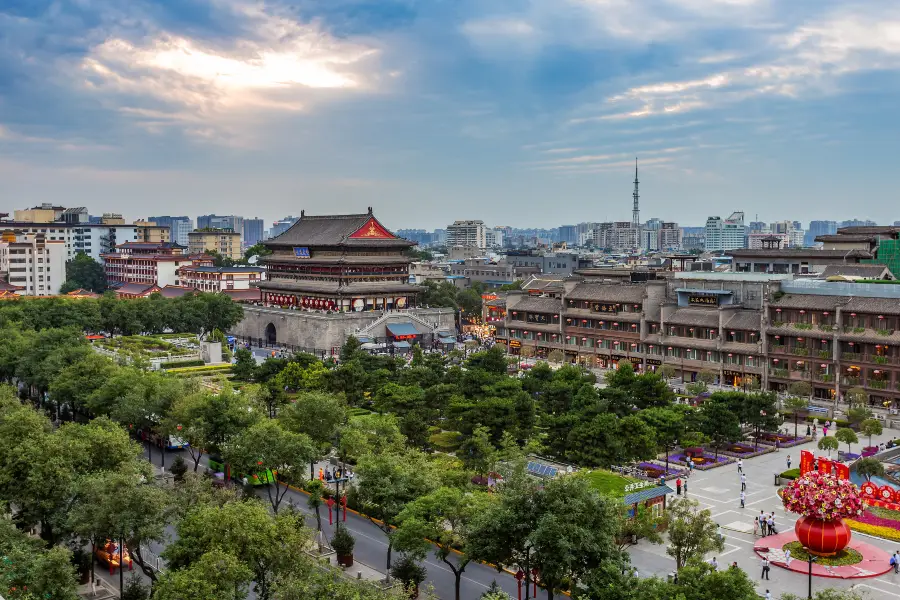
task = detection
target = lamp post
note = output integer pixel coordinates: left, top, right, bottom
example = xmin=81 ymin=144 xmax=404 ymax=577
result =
xmin=808 ymin=555 xmax=818 ymax=599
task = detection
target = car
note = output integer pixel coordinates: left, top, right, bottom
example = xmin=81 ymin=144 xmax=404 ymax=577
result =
xmin=95 ymin=540 xmax=133 ymax=574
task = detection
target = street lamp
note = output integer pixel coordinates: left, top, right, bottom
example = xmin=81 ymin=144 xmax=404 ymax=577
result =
xmin=808 ymin=555 xmax=818 ymax=599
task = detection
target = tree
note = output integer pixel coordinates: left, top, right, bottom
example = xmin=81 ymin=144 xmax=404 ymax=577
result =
xmin=547 ymin=350 xmax=565 ymax=364
xmin=781 ymin=591 xmax=865 ymax=600
xmin=224 ymin=420 xmax=317 ymax=514
xmin=698 ymin=400 xmax=741 ymax=459
xmin=338 ymin=413 xmax=406 ymax=461
xmin=305 ymin=479 xmax=326 ymax=534
xmin=818 ymin=436 xmax=839 ymax=457
xmin=834 ymin=427 xmax=858 ymax=453
xmin=0 ymin=520 xmax=79 ymax=600
xmin=468 ymin=472 xmax=626 ymax=600
xmin=63 ymin=253 xmax=108 ymax=293
xmin=847 ymin=405 xmax=873 ymax=427
xmin=665 ymin=498 xmax=724 ymax=571
xmin=49 ymin=352 xmax=118 ymax=421
xmin=395 ymin=487 xmax=495 ymax=600
xmin=355 ymin=450 xmax=440 ymax=572
xmin=153 ymin=549 xmax=252 ymax=600
xmin=861 ymin=418 xmax=883 ymax=447
xmin=457 ymin=425 xmax=498 ymax=475
xmin=659 ymin=364 xmax=676 ymax=380
xmin=697 ymin=370 xmax=717 ymax=386
xmin=232 ymin=348 xmax=256 ymax=381
xmin=280 ymin=391 xmax=346 ymax=477
xmin=855 ymin=457 xmax=885 ymax=482
xmin=615 ymin=504 xmax=665 ymax=552
xmin=782 ymin=395 xmax=808 ymax=438
xmin=639 ymin=407 xmax=685 ymax=474
xmin=243 ymin=243 xmax=273 ymax=262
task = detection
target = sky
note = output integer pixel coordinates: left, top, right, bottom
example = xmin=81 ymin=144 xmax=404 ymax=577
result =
xmin=2 ymin=0 xmax=900 ymax=230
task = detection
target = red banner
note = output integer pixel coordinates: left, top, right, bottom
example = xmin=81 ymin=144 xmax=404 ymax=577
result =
xmin=800 ymin=450 xmax=814 ymax=475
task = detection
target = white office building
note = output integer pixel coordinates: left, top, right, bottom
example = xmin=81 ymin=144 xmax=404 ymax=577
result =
xmin=705 ymin=212 xmax=745 ymax=251
xmin=446 ymin=220 xmax=487 ymax=249
xmin=0 ymin=233 xmax=66 ymax=296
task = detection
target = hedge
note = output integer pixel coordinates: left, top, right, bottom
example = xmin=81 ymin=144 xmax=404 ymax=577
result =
xmin=780 ymin=468 xmax=800 ymax=480
xmin=428 ymin=431 xmax=463 ymax=452
xmin=160 ymin=359 xmax=206 ymax=369
xmin=166 ymin=365 xmax=233 ymax=376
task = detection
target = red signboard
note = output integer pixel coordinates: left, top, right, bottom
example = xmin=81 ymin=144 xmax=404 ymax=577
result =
xmin=800 ymin=449 xmax=849 ymax=481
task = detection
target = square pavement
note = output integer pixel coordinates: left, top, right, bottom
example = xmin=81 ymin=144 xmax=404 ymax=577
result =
xmin=627 ymin=428 xmax=900 ymax=599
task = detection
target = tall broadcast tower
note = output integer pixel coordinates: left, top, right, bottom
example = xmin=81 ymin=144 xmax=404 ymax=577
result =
xmin=632 ymin=158 xmax=641 ymax=248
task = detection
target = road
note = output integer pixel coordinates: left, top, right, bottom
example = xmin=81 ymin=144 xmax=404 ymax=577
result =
xmin=96 ymin=445 xmax=525 ymax=600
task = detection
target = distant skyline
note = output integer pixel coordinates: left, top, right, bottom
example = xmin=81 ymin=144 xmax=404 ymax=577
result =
xmin=2 ymin=1 xmax=899 ymax=229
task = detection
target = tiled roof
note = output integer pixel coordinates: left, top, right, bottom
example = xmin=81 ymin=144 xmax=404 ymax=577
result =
xmin=258 ymin=280 xmax=420 ymax=295
xmin=724 ymin=310 xmax=762 ymax=331
xmin=624 ymin=485 xmax=673 ymax=506
xmin=266 ymin=211 xmax=414 ymax=248
xmin=821 ymin=265 xmax=892 ymax=278
xmin=836 ymin=226 xmax=900 ymax=235
xmin=815 ymin=235 xmax=877 ymax=243
xmin=178 ymin=266 xmax=265 ymax=273
xmin=770 ymin=294 xmax=851 ymax=310
xmin=727 ymin=249 xmax=873 ymax=259
xmin=666 ymin=308 xmax=719 ymax=328
xmin=115 ymin=283 xmax=156 ymax=295
xmin=223 ymin=288 xmax=262 ymax=301
xmin=566 ymin=283 xmax=646 ymax=302
xmin=157 ymin=286 xmax=196 ymax=298
xmin=843 ymin=296 xmax=900 ymax=316
xmin=511 ymin=296 xmax=563 ymax=313
xmin=522 ymin=275 xmax=566 ymax=292
xmin=485 ymin=297 xmax=507 ymax=307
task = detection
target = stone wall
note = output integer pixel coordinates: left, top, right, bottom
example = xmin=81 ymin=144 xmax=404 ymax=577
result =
xmin=231 ymin=306 xmax=457 ymax=354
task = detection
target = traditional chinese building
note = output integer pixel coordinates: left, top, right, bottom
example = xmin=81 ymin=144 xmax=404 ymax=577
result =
xmin=258 ymin=208 xmax=420 ymax=312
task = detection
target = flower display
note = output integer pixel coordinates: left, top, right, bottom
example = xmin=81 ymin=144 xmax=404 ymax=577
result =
xmin=782 ymin=472 xmax=866 ymax=521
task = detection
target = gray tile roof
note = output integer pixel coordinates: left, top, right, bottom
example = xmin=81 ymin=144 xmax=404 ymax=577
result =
xmin=522 ymin=275 xmax=566 ymax=292
xmin=624 ymin=485 xmax=674 ymax=506
xmin=843 ymin=296 xmax=900 ymax=316
xmin=258 ymin=280 xmax=420 ymax=295
xmin=666 ymin=308 xmax=720 ymax=328
xmin=727 ymin=249 xmax=873 ymax=259
xmin=566 ymin=283 xmax=646 ymax=303
xmin=821 ymin=265 xmax=892 ymax=278
xmin=770 ymin=294 xmax=851 ymax=310
xmin=266 ymin=211 xmax=414 ymax=248
xmin=511 ymin=296 xmax=563 ymax=313
xmin=724 ymin=310 xmax=762 ymax=331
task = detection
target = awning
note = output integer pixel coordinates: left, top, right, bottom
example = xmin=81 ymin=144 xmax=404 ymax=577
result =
xmin=439 ymin=337 xmax=456 ymax=344
xmin=356 ymin=336 xmax=371 ymax=343
xmin=393 ymin=341 xmax=411 ymax=349
xmin=624 ymin=485 xmax=674 ymax=506
xmin=386 ymin=322 xmax=420 ymax=337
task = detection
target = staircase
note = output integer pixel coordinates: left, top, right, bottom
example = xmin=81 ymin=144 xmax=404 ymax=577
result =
xmin=359 ymin=310 xmax=437 ymax=336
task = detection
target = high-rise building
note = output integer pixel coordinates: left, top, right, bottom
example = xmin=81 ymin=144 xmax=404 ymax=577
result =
xmin=658 ymin=222 xmax=682 ymax=250
xmin=705 ymin=211 xmax=745 ymax=251
xmin=485 ymin=228 xmax=504 ymax=248
xmin=243 ymin=218 xmax=265 ymax=246
xmin=0 ymin=232 xmax=66 ymax=296
xmin=769 ymin=220 xmax=805 ymax=247
xmin=806 ymin=220 xmax=837 ymax=246
xmin=557 ymin=225 xmax=577 ymax=245
xmin=748 ymin=221 xmax=767 ymax=233
xmin=198 ymin=214 xmax=244 ymax=234
xmin=594 ymin=222 xmax=639 ymax=251
xmin=446 ymin=220 xmax=487 ymax=249
xmin=188 ymin=229 xmax=242 ymax=260
xmin=148 ymin=216 xmax=193 ymax=246
xmin=269 ymin=216 xmax=300 ymax=239
xmin=841 ymin=219 xmax=877 ymax=228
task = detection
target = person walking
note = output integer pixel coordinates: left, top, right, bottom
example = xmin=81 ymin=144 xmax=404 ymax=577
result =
xmin=765 ymin=590 xmax=771 ymax=600
xmin=753 ymin=517 xmax=759 ymax=537
xmin=761 ymin=557 xmax=770 ymax=580
xmin=740 ymin=490 xmax=746 ymax=508
xmin=741 ymin=473 xmax=747 ymax=491
xmin=891 ymin=552 xmax=898 ymax=574
xmin=760 ymin=512 xmax=768 ymax=536
xmin=785 ymin=548 xmax=792 ymax=567
xmin=683 ymin=478 xmax=688 ymax=496
xmin=676 ymin=477 xmax=682 ymax=495
xmin=768 ymin=514 xmax=777 ymax=535
xmin=738 ymin=458 xmax=743 ymax=474
xmin=786 ymin=454 xmax=792 ymax=470
xmin=709 ymin=557 xmax=719 ymax=571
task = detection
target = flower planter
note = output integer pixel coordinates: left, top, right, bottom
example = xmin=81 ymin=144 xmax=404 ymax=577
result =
xmin=795 ymin=516 xmax=852 ymax=556
xmin=337 ymin=553 xmax=354 ymax=567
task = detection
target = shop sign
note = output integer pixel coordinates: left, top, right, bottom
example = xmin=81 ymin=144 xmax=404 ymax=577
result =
xmin=625 ymin=481 xmax=654 ymax=493
xmin=646 ymin=359 xmax=662 ymax=366
xmin=481 ymin=294 xmax=498 ymax=301
xmin=723 ymin=370 xmax=743 ymax=380
xmin=591 ymin=302 xmax=618 ymax=313
xmin=509 ymin=340 xmax=522 ymax=348
xmin=293 ymin=247 xmax=311 ymax=258
xmin=688 ymin=294 xmax=717 ymax=306
xmin=526 ymin=313 xmax=549 ymax=324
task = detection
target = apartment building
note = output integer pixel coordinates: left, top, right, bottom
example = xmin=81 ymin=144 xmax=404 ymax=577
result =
xmin=176 ymin=265 xmax=265 ymax=292
xmin=103 ymin=242 xmax=213 ymax=288
xmin=705 ymin=212 xmax=745 ymax=251
xmin=188 ymin=229 xmax=242 ymax=260
xmin=446 ymin=220 xmax=487 ymax=250
xmin=0 ymin=231 xmax=66 ymax=296
xmin=243 ymin=218 xmax=265 ymax=246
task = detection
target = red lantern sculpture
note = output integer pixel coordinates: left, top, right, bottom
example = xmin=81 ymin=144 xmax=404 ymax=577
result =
xmin=782 ymin=472 xmax=864 ymax=556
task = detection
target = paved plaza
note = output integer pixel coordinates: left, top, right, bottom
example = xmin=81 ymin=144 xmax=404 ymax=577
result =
xmin=627 ymin=428 xmax=900 ymax=599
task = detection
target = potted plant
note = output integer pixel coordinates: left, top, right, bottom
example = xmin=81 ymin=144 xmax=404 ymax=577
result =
xmin=390 ymin=553 xmax=427 ymax=599
xmin=331 ymin=526 xmax=355 ymax=567
xmin=782 ymin=472 xmax=864 ymax=556
xmin=71 ymin=546 xmax=92 ymax=584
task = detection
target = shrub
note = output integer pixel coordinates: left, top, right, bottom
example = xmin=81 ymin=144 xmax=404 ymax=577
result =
xmin=780 ymin=468 xmax=801 ymax=480
xmin=331 ymin=526 xmax=356 ymax=555
xmin=122 ymin=574 xmax=150 ymax=600
xmin=169 ymin=455 xmax=188 ymax=483
xmin=160 ymin=359 xmax=206 ymax=369
xmin=428 ymin=430 xmax=463 ymax=452
xmin=166 ymin=364 xmax=233 ymax=376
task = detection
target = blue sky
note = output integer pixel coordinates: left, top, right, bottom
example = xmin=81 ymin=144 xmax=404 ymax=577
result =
xmin=2 ymin=0 xmax=900 ymax=229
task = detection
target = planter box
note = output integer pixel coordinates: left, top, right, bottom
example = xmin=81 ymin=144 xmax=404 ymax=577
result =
xmin=336 ymin=553 xmax=354 ymax=568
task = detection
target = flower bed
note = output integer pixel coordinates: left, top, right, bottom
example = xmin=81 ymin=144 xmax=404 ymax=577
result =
xmin=862 ymin=446 xmax=879 ymax=457
xmin=636 ymin=462 xmax=685 ymax=479
xmin=756 ymin=432 xmax=811 ymax=448
xmin=781 ymin=541 xmax=862 ymax=566
xmin=714 ymin=442 xmax=776 ymax=459
xmin=667 ymin=453 xmax=733 ymax=470
xmin=846 ymin=515 xmax=900 ymax=542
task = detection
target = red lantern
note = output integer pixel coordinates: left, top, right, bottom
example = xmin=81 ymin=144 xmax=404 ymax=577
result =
xmin=176 ymin=425 xmax=183 ymax=431
xmin=795 ymin=517 xmax=851 ymax=556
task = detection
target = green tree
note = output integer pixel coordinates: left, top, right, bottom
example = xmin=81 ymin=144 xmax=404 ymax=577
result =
xmin=224 ymin=420 xmax=317 ymax=513
xmin=231 ymin=347 xmax=256 ymax=381
xmin=62 ymin=253 xmax=108 ymax=293
xmin=280 ymin=391 xmax=346 ymax=477
xmin=338 ymin=413 xmax=406 ymax=461
xmin=615 ymin=504 xmax=665 ymax=552
xmin=861 ymin=418 xmax=883 ymax=447
xmin=457 ymin=425 xmax=498 ymax=475
xmin=665 ymin=498 xmax=724 ymax=571
xmin=639 ymin=407 xmax=685 ymax=473
xmin=395 ymin=487 xmax=495 ymax=600
xmin=781 ymin=590 xmax=865 ymax=600
xmin=834 ymin=427 xmax=858 ymax=453
xmin=49 ymin=352 xmax=118 ymax=421
xmin=0 ymin=520 xmax=79 ymax=600
xmin=243 ymin=243 xmax=273 ymax=262
xmin=355 ymin=450 xmax=440 ymax=572
xmin=782 ymin=395 xmax=809 ymax=438
xmin=697 ymin=370 xmax=717 ymax=386
xmin=818 ymin=436 xmax=839 ymax=457
xmin=855 ymin=457 xmax=885 ymax=482
xmin=153 ymin=549 xmax=252 ymax=600
xmin=699 ymin=400 xmax=741 ymax=459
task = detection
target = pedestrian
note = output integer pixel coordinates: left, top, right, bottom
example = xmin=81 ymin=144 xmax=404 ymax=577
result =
xmin=676 ymin=477 xmax=682 ymax=495
xmin=683 ymin=478 xmax=688 ymax=496
xmin=709 ymin=557 xmax=718 ymax=571
xmin=741 ymin=473 xmax=747 ymax=491
xmin=738 ymin=458 xmax=743 ymax=474
xmin=760 ymin=512 xmax=768 ymax=536
xmin=768 ymin=515 xmax=777 ymax=535
xmin=765 ymin=590 xmax=771 ymax=600
xmin=785 ymin=548 xmax=792 ymax=567
xmin=824 ymin=422 xmax=829 ymax=437
xmin=753 ymin=517 xmax=759 ymax=537
xmin=892 ymin=552 xmax=898 ymax=574
xmin=688 ymin=460 xmax=694 ymax=474
xmin=761 ymin=557 xmax=770 ymax=580
xmin=731 ymin=561 xmax=738 ymax=570
xmin=717 ymin=525 xmax=723 ymax=543
xmin=807 ymin=424 xmax=812 ymax=436
xmin=787 ymin=454 xmax=792 ymax=470
xmin=740 ymin=490 xmax=746 ymax=508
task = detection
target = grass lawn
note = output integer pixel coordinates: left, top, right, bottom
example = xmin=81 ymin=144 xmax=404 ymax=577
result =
xmin=585 ymin=469 xmax=640 ymax=498
xmin=782 ymin=542 xmax=862 ymax=566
